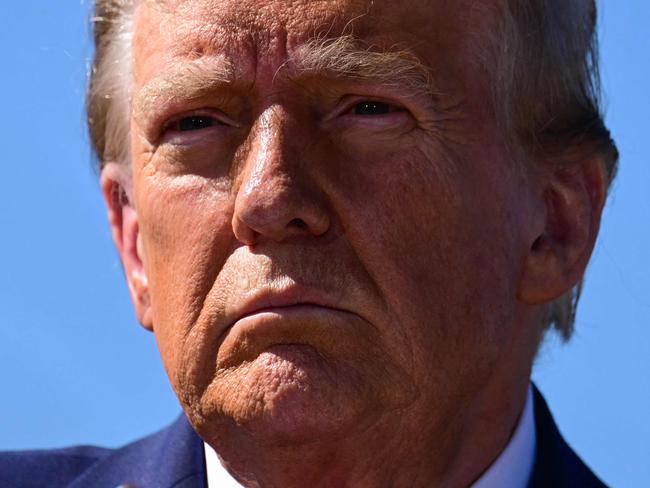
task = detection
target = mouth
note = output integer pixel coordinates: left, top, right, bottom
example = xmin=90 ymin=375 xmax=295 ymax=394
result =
xmin=217 ymin=287 xmax=364 ymax=367
xmin=235 ymin=302 xmax=347 ymax=324
xmin=227 ymin=287 xmax=350 ymax=330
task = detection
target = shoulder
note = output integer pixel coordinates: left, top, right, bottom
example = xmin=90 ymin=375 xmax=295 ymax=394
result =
xmin=529 ymin=385 xmax=608 ymax=488
xmin=0 ymin=445 xmax=112 ymax=488
xmin=0 ymin=414 xmax=205 ymax=488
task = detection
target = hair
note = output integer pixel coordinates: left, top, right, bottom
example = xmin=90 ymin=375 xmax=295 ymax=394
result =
xmin=88 ymin=0 xmax=135 ymax=169
xmin=489 ymin=0 xmax=619 ymax=339
xmin=86 ymin=0 xmax=618 ymax=340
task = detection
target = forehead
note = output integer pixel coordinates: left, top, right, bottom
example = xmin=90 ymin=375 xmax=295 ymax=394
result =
xmin=133 ymin=0 xmax=490 ymax=81
xmin=140 ymin=0 xmax=463 ymax=39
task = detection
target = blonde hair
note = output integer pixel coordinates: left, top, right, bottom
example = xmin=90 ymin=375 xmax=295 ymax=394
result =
xmin=86 ymin=0 xmax=618 ymax=340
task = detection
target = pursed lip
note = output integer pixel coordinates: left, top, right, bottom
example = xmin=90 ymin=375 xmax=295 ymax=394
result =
xmin=216 ymin=284 xmax=374 ymax=368
xmin=225 ymin=286 xmax=351 ymax=330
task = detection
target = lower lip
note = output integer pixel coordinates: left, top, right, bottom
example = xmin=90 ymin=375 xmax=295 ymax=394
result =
xmin=218 ymin=305 xmax=359 ymax=366
xmin=232 ymin=304 xmax=353 ymax=330
xmin=231 ymin=304 xmax=351 ymax=337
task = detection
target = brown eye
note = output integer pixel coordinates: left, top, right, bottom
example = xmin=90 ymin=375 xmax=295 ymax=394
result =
xmin=177 ymin=116 xmax=217 ymax=131
xmin=354 ymin=101 xmax=391 ymax=116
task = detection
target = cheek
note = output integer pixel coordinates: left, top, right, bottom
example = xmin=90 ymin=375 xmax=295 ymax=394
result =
xmin=337 ymin=142 xmax=461 ymax=289
xmin=337 ymin=143 xmax=523 ymax=365
xmin=135 ymin=174 xmax=234 ymax=378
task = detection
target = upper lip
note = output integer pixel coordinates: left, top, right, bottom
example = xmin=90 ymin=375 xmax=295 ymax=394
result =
xmin=226 ymin=285 xmax=348 ymax=329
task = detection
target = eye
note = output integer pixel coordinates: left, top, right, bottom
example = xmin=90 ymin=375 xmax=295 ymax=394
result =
xmin=327 ymin=96 xmax=414 ymax=133
xmin=158 ymin=112 xmax=232 ymax=142
xmin=354 ymin=101 xmax=392 ymax=116
xmin=176 ymin=115 xmax=218 ymax=131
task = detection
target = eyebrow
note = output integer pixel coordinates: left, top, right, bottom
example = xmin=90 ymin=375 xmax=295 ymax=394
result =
xmin=133 ymin=56 xmax=235 ymax=120
xmin=288 ymin=35 xmax=436 ymax=98
xmin=133 ymin=35 xmax=437 ymax=119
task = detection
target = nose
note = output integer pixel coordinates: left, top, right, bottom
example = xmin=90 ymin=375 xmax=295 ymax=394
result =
xmin=232 ymin=106 xmax=331 ymax=246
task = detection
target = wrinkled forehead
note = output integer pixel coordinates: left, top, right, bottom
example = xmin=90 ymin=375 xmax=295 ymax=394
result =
xmin=132 ymin=0 xmax=491 ymax=76
xmin=140 ymin=0 xmax=463 ymax=38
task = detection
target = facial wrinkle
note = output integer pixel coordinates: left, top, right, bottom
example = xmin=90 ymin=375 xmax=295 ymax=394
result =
xmin=132 ymin=57 xmax=235 ymax=126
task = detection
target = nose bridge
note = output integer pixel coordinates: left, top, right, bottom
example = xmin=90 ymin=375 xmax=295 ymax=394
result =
xmin=243 ymin=105 xmax=295 ymax=197
xmin=232 ymin=104 xmax=330 ymax=245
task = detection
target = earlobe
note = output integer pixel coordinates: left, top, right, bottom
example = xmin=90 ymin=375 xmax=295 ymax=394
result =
xmin=101 ymin=163 xmax=154 ymax=331
xmin=518 ymin=155 xmax=608 ymax=305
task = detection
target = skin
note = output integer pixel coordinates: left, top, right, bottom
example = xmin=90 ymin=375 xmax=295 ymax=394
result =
xmin=101 ymin=0 xmax=608 ymax=486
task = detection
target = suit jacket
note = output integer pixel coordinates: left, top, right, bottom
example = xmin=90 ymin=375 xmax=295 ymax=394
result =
xmin=527 ymin=387 xmax=607 ymax=488
xmin=0 ymin=386 xmax=606 ymax=487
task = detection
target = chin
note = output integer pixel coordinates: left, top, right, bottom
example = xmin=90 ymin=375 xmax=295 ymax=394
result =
xmin=194 ymin=344 xmax=380 ymax=447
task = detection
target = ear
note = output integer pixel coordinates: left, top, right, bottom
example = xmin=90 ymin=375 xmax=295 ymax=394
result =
xmin=518 ymin=153 xmax=608 ymax=304
xmin=101 ymin=163 xmax=154 ymax=331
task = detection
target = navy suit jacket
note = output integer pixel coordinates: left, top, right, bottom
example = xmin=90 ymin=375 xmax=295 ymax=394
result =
xmin=0 ymin=387 xmax=606 ymax=487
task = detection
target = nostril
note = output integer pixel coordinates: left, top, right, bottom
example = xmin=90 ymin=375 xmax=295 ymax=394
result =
xmin=289 ymin=218 xmax=307 ymax=229
xmin=531 ymin=235 xmax=544 ymax=252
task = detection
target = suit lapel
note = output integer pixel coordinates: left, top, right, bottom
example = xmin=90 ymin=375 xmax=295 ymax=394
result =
xmin=528 ymin=385 xmax=607 ymax=488
xmin=67 ymin=414 xmax=206 ymax=488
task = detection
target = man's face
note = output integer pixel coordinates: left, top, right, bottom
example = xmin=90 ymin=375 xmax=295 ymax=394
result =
xmin=127 ymin=0 xmax=538 ymax=445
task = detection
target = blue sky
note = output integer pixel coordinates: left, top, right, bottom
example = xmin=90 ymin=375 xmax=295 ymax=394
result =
xmin=0 ymin=2 xmax=647 ymax=486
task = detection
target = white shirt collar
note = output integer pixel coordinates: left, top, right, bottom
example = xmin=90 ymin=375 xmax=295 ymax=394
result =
xmin=204 ymin=440 xmax=244 ymax=488
xmin=204 ymin=385 xmax=536 ymax=488
xmin=470 ymin=384 xmax=536 ymax=488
